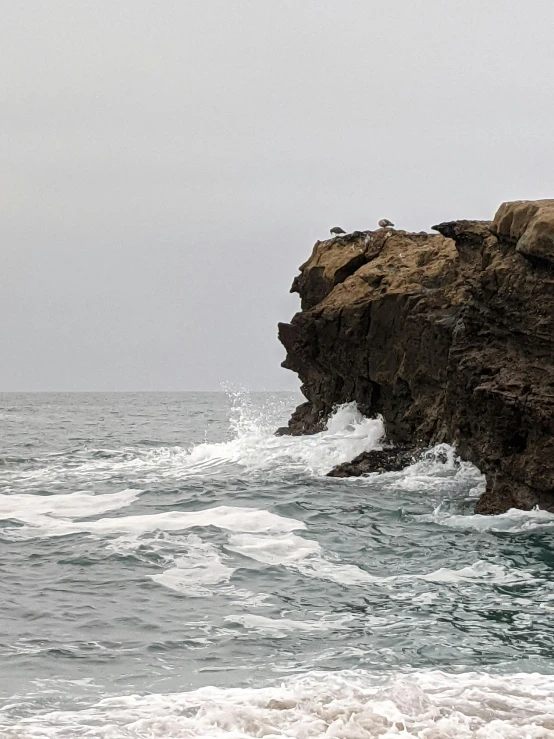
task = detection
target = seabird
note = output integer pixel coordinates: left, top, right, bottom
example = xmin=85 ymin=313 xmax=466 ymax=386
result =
xmin=330 ymin=226 xmax=346 ymax=236
xmin=378 ymin=219 xmax=395 ymax=229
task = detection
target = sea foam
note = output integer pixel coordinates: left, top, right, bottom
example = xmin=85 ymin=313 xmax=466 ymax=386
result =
xmin=2 ymin=669 xmax=553 ymax=737
xmin=227 ymin=531 xmax=376 ymax=585
xmin=432 ymin=505 xmax=554 ymax=533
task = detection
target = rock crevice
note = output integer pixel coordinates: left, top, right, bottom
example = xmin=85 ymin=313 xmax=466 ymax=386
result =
xmin=278 ymin=201 xmax=554 ymax=514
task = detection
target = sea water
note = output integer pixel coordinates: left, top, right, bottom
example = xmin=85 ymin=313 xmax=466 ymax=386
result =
xmin=1 ymin=391 xmax=553 ymax=737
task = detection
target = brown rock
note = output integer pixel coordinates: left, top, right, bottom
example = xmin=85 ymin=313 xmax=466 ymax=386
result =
xmin=492 ymin=199 xmax=554 ymax=263
xmin=278 ymin=203 xmax=554 ymax=514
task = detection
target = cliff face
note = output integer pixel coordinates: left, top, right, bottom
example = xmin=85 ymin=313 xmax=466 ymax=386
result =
xmin=278 ymin=200 xmax=554 ymax=514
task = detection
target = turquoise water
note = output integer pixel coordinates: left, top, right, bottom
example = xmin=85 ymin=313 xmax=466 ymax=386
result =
xmin=1 ymin=392 xmax=554 ymax=737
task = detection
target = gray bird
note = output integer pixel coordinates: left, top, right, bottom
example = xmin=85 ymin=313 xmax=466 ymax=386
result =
xmin=378 ymin=219 xmax=394 ymax=228
xmin=330 ymin=226 xmax=346 ymax=236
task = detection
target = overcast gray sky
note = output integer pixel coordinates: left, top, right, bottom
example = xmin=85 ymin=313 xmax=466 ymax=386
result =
xmin=2 ymin=1 xmax=553 ymax=391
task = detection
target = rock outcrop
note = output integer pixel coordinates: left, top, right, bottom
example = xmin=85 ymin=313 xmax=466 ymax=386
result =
xmin=326 ymin=445 xmax=423 ymax=478
xmin=278 ymin=201 xmax=554 ymax=514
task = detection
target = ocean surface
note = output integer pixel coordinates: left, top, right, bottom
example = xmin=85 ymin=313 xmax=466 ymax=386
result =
xmin=1 ymin=391 xmax=554 ymax=737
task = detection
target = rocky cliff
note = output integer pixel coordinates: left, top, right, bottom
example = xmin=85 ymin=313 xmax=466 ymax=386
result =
xmin=278 ymin=200 xmax=554 ymax=514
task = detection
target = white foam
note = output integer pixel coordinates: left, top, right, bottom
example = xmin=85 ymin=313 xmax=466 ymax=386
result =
xmin=0 ymin=489 xmax=140 ymax=528
xmin=1 ymin=504 xmax=305 ymax=540
xmin=150 ymin=537 xmax=235 ymax=596
xmin=419 ymin=560 xmax=537 ymax=585
xmin=2 ymin=491 xmax=537 ymax=594
xmin=224 ymin=613 xmax=354 ymax=636
xmin=3 ymin=669 xmax=554 ymax=737
xmin=226 ymin=529 xmax=537 ymax=589
xmin=184 ymin=400 xmax=385 ymax=478
xmin=227 ymin=532 xmax=376 ymax=585
xmin=0 ymin=501 xmax=310 ymax=597
xmin=108 ymin=531 xmax=275 ymax=602
xmin=1 ymin=491 xmax=374 ymax=593
xmin=0 ymin=498 xmax=323 ymax=599
xmin=430 ymin=505 xmax=554 ymax=534
xmin=385 ymin=443 xmax=486 ymax=493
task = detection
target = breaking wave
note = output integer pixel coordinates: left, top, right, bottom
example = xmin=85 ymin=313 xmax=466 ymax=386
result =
xmin=3 ymin=669 xmax=554 ymax=738
xmin=0 ymin=399 xmax=385 ymax=490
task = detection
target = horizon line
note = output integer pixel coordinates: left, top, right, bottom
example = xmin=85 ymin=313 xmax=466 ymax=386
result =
xmin=0 ymin=388 xmax=300 ymax=394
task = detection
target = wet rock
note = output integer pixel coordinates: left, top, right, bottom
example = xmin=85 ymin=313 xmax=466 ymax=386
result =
xmin=326 ymin=445 xmax=422 ymax=477
xmin=278 ymin=202 xmax=554 ymax=514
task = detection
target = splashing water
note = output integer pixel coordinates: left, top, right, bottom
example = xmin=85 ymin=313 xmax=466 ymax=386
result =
xmin=186 ymin=397 xmax=386 ymax=477
xmin=0 ymin=395 xmax=385 ymax=491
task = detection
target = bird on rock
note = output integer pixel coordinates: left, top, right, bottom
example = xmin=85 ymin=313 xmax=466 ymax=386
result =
xmin=378 ymin=219 xmax=394 ymax=229
xmin=330 ymin=226 xmax=346 ymax=236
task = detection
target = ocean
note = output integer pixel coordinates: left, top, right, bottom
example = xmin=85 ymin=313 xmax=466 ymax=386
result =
xmin=1 ymin=391 xmax=554 ymax=737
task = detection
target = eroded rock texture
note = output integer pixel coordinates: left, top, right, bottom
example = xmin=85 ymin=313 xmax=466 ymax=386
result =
xmin=326 ymin=445 xmax=423 ymax=478
xmin=278 ymin=201 xmax=554 ymax=514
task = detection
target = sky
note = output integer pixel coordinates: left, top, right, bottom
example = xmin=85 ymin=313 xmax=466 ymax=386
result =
xmin=2 ymin=0 xmax=554 ymax=391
